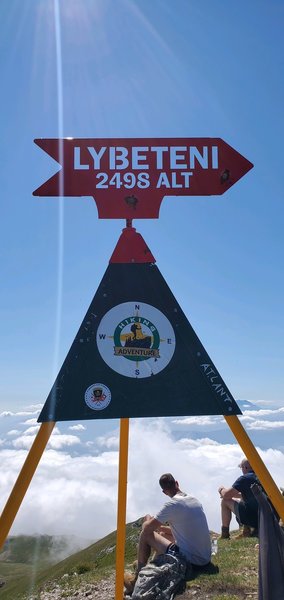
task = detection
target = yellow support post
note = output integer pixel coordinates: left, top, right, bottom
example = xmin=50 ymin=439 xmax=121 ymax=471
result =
xmin=115 ymin=418 xmax=130 ymax=600
xmin=0 ymin=421 xmax=55 ymax=550
xmin=225 ymin=415 xmax=284 ymax=521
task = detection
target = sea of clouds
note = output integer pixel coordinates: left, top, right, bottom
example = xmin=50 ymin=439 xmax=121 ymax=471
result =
xmin=0 ymin=402 xmax=284 ymax=545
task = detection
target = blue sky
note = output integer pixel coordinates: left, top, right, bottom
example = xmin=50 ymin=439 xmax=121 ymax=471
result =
xmin=1 ymin=0 xmax=283 ymax=413
xmin=0 ymin=0 xmax=284 ymax=539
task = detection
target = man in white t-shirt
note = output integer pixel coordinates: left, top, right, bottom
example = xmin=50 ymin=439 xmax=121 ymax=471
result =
xmin=124 ymin=473 xmax=211 ymax=595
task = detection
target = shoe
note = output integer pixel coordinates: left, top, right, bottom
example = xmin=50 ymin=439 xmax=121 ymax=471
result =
xmin=235 ymin=525 xmax=251 ymax=539
xmin=220 ymin=526 xmax=230 ymax=539
xmin=243 ymin=525 xmax=252 ymax=537
xmin=124 ymin=571 xmax=138 ymax=595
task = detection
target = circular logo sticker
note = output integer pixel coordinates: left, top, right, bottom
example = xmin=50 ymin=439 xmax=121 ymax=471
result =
xmin=85 ymin=383 xmax=111 ymax=411
xmin=96 ymin=302 xmax=176 ymax=378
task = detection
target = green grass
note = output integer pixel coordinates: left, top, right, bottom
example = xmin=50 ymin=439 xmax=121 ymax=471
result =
xmin=184 ymin=533 xmax=258 ymax=598
xmin=0 ymin=526 xmax=259 ymax=599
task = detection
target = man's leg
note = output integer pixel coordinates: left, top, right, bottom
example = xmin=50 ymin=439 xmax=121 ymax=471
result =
xmin=137 ymin=517 xmax=170 ymax=571
xmin=124 ymin=516 xmax=170 ymax=595
xmin=220 ymin=499 xmax=238 ymax=539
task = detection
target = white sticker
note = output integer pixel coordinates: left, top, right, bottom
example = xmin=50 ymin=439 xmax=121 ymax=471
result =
xmin=84 ymin=383 xmax=111 ymax=411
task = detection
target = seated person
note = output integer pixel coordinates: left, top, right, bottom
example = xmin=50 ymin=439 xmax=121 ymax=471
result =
xmin=124 ymin=473 xmax=211 ymax=594
xmin=218 ymin=458 xmax=259 ymax=539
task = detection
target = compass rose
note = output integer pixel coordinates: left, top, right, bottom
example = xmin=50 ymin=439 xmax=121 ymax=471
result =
xmin=96 ymin=301 xmax=176 ymax=378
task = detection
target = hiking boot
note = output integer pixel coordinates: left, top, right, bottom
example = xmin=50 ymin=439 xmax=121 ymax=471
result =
xmin=235 ymin=525 xmax=251 ymax=539
xmin=220 ymin=526 xmax=230 ymax=539
xmin=124 ymin=571 xmax=138 ymax=595
xmin=243 ymin=525 xmax=252 ymax=537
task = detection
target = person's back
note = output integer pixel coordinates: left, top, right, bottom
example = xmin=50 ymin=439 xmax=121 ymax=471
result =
xmin=156 ymin=493 xmax=211 ymax=565
xmin=124 ymin=474 xmax=212 ymax=596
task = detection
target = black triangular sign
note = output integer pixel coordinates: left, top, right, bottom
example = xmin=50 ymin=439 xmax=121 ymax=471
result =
xmin=38 ymin=263 xmax=241 ymax=422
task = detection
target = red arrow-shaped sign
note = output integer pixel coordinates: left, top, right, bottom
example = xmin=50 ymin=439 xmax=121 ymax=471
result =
xmin=33 ymin=138 xmax=253 ymax=219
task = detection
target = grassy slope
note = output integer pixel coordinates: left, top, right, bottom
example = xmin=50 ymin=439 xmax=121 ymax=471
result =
xmin=185 ymin=535 xmax=258 ymax=599
xmin=0 ymin=526 xmax=259 ymax=600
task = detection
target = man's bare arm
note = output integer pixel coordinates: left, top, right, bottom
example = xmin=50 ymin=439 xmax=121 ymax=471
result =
xmin=142 ymin=517 xmax=162 ymax=534
xmin=218 ymin=486 xmax=242 ymax=500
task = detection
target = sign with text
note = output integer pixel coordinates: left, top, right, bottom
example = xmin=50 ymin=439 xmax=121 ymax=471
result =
xmin=38 ymin=260 xmax=242 ymax=422
xmin=33 ymin=138 xmax=253 ymax=219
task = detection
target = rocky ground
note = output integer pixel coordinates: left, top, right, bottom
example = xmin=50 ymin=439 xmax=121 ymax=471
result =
xmin=26 ymin=573 xmax=207 ymax=600
xmin=26 ymin=573 xmax=257 ymax=600
xmin=27 ymin=573 xmax=116 ymax=600
xmin=28 ymin=585 xmax=258 ymax=600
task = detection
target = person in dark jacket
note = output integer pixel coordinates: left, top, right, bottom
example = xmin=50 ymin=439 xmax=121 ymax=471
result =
xmin=218 ymin=458 xmax=259 ymax=539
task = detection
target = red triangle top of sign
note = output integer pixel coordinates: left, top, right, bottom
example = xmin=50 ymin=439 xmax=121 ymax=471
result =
xmin=109 ymin=224 xmax=156 ymax=264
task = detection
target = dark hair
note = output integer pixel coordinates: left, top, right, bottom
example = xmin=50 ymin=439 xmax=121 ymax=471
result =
xmin=159 ymin=473 xmax=176 ymax=491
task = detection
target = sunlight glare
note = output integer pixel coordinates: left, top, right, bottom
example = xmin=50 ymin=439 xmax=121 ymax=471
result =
xmin=52 ymin=0 xmax=64 ymax=386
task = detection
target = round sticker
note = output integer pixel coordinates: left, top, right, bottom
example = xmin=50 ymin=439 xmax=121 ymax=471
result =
xmin=85 ymin=383 xmax=111 ymax=411
xmin=96 ymin=301 xmax=176 ymax=378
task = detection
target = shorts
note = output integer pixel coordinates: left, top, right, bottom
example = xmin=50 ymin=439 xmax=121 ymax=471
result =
xmin=234 ymin=500 xmax=258 ymax=529
xmin=166 ymin=543 xmax=180 ymax=557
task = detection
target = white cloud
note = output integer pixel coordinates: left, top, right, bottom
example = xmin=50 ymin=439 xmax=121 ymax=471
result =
xmin=97 ymin=435 xmax=119 ymax=449
xmin=247 ymin=420 xmax=284 ymax=431
xmin=239 ymin=415 xmax=255 ymax=422
xmin=23 ymin=426 xmax=40 ymax=435
xmin=69 ymin=424 xmax=86 ymax=431
xmin=171 ymin=408 xmax=284 ymax=435
xmin=253 ymin=400 xmax=279 ymax=406
xmin=7 ymin=429 xmax=21 ymax=436
xmin=22 ymin=418 xmax=38 ymax=425
xmin=0 ymin=447 xmax=119 ymax=540
xmin=47 ymin=434 xmax=82 ymax=450
xmin=172 ymin=416 xmax=222 ymax=426
xmin=11 ymin=436 xmax=39 ymax=450
xmin=177 ymin=437 xmax=220 ymax=448
xmin=243 ymin=407 xmax=284 ymax=417
xmin=1 ymin=410 xmax=39 ymax=418
xmin=50 ymin=426 xmax=61 ymax=435
xmin=23 ymin=404 xmax=42 ymax=411
xmin=11 ymin=432 xmax=81 ymax=450
xmin=126 ymin=420 xmax=284 ymax=535
xmin=0 ymin=418 xmax=284 ymax=544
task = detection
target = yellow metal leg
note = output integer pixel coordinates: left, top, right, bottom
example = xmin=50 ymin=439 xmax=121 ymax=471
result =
xmin=0 ymin=421 xmax=55 ymax=550
xmin=225 ymin=415 xmax=284 ymax=520
xmin=115 ymin=418 xmax=129 ymax=600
